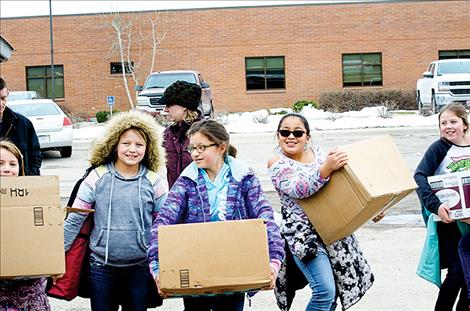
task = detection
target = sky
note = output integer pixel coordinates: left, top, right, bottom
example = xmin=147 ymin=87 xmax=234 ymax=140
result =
xmin=0 ymin=0 xmax=360 ymax=18
xmin=73 ymin=105 xmax=437 ymax=140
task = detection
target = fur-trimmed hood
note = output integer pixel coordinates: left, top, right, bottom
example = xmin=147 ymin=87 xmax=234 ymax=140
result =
xmin=89 ymin=110 xmax=166 ymax=172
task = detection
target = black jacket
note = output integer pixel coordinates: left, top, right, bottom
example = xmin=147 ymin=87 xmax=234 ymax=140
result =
xmin=0 ymin=106 xmax=42 ymax=175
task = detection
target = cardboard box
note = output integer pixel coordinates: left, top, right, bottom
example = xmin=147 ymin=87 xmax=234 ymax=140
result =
xmin=298 ymin=135 xmax=417 ymax=245
xmin=0 ymin=176 xmax=65 ymax=278
xmin=158 ymin=219 xmax=271 ymax=295
xmin=428 ymin=171 xmax=470 ymax=220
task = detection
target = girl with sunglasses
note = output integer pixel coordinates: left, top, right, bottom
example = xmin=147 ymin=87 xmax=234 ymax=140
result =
xmin=268 ymin=113 xmax=374 ymax=311
xmin=148 ymin=119 xmax=284 ymax=310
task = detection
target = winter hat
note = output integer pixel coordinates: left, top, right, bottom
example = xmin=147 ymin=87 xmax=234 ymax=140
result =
xmin=157 ymin=80 xmax=202 ymax=111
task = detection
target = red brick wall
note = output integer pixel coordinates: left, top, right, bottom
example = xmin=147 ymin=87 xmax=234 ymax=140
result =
xmin=1 ymin=1 xmax=469 ymax=117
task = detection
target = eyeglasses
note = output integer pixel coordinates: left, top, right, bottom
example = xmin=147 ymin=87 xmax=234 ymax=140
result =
xmin=187 ymin=143 xmax=218 ymax=153
xmin=277 ymin=130 xmax=306 ymax=138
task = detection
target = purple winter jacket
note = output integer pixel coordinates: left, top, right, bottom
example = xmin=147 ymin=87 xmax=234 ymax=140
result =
xmin=148 ymin=156 xmax=285 ymax=278
xmin=163 ymin=121 xmax=194 ymax=188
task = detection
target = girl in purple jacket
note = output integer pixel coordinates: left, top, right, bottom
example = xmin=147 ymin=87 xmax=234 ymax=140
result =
xmin=148 ymin=119 xmax=284 ymax=310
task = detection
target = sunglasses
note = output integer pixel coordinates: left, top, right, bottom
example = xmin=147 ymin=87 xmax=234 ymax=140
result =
xmin=277 ymin=130 xmax=306 ymax=138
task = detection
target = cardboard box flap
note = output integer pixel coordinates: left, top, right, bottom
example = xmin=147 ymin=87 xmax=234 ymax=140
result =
xmin=341 ymin=135 xmax=417 ymax=197
xmin=0 ymin=176 xmax=60 ymax=207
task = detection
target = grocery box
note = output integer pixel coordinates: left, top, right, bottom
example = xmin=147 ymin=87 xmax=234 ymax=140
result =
xmin=158 ymin=219 xmax=271 ymax=295
xmin=0 ymin=176 xmax=65 ymax=278
xmin=298 ymin=135 xmax=417 ymax=244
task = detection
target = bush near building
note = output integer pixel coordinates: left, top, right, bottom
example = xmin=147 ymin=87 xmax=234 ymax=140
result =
xmin=318 ymin=89 xmax=416 ymax=113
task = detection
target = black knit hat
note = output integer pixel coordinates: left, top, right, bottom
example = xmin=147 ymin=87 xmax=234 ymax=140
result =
xmin=157 ymin=80 xmax=202 ymax=111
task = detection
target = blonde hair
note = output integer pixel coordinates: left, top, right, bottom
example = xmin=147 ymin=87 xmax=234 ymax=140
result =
xmin=183 ymin=109 xmax=200 ymax=124
xmin=0 ymin=140 xmax=25 ymax=176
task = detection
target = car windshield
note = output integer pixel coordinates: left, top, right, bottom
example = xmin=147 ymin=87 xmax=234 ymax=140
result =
xmin=10 ymin=102 xmax=61 ymax=117
xmin=437 ymin=62 xmax=470 ymax=75
xmin=145 ymin=73 xmax=197 ymax=89
xmin=7 ymin=92 xmax=40 ymax=101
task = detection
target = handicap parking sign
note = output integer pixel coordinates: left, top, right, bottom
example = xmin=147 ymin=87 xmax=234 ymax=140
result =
xmin=107 ymin=96 xmax=115 ymax=106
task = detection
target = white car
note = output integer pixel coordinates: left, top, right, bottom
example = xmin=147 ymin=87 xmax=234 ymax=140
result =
xmin=7 ymin=91 xmax=42 ymax=101
xmin=8 ymin=99 xmax=73 ymax=158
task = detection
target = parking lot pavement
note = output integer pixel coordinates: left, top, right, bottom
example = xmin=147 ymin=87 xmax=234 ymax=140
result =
xmin=50 ymin=224 xmax=437 ymax=311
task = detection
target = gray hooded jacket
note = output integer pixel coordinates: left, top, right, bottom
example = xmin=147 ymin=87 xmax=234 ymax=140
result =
xmin=63 ymin=110 xmax=167 ymax=266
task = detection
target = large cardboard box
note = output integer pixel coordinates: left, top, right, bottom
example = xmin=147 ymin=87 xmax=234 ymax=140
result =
xmin=158 ymin=219 xmax=271 ymax=295
xmin=428 ymin=171 xmax=470 ymax=220
xmin=0 ymin=176 xmax=65 ymax=278
xmin=298 ymin=135 xmax=417 ymax=245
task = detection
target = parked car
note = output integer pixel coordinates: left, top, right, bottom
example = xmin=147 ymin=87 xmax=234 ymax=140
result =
xmin=7 ymin=91 xmax=42 ymax=101
xmin=135 ymin=70 xmax=214 ymax=118
xmin=8 ymin=99 xmax=73 ymax=158
xmin=416 ymin=59 xmax=470 ymax=114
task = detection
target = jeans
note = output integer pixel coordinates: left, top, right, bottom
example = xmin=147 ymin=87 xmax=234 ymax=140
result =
xmin=436 ymin=222 xmax=468 ymax=311
xmin=183 ymin=293 xmax=245 ymax=311
xmin=459 ymin=232 xmax=470 ymax=304
xmin=89 ymin=258 xmax=150 ymax=311
xmin=293 ymin=247 xmax=336 ymax=311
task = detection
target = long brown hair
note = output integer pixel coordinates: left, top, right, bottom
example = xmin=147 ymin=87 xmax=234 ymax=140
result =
xmin=0 ymin=140 xmax=25 ymax=176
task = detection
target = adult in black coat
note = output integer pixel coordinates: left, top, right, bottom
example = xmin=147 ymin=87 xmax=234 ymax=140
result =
xmin=0 ymin=77 xmax=41 ymax=175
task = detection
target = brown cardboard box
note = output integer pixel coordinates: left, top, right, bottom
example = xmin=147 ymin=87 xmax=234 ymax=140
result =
xmin=298 ymin=135 xmax=417 ymax=245
xmin=0 ymin=176 xmax=65 ymax=278
xmin=158 ymin=219 xmax=271 ymax=295
xmin=428 ymin=171 xmax=470 ymax=220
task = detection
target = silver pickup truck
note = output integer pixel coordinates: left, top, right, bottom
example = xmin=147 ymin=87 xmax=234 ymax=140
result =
xmin=135 ymin=70 xmax=214 ymax=118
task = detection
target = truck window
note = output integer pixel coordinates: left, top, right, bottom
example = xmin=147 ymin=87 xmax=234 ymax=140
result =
xmin=145 ymin=73 xmax=197 ymax=89
xmin=437 ymin=61 xmax=470 ymax=75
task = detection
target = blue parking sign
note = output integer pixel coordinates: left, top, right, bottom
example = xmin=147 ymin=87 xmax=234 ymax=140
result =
xmin=107 ymin=96 xmax=115 ymax=106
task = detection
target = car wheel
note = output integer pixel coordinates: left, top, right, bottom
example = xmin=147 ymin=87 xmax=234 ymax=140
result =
xmin=205 ymin=101 xmax=214 ymax=119
xmin=60 ymin=146 xmax=72 ymax=158
xmin=431 ymin=93 xmax=438 ymax=114
xmin=417 ymin=92 xmax=424 ymax=115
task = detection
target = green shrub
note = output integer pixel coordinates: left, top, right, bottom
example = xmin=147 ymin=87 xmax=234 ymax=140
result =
xmin=318 ymin=89 xmax=416 ymax=112
xmin=96 ymin=111 xmax=110 ymax=123
xmin=292 ymin=100 xmax=317 ymax=112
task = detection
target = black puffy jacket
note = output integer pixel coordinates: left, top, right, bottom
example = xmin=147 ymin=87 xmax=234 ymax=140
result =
xmin=0 ymin=106 xmax=42 ymax=175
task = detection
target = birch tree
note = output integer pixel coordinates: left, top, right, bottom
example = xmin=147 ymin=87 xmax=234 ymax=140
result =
xmin=107 ymin=11 xmax=169 ymax=109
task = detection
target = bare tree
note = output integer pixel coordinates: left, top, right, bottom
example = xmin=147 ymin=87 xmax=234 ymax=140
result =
xmin=107 ymin=11 xmax=169 ymax=109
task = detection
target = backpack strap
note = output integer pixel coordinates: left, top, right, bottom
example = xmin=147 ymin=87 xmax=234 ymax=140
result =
xmin=95 ymin=165 xmax=109 ymax=178
xmin=145 ymin=169 xmax=159 ymax=185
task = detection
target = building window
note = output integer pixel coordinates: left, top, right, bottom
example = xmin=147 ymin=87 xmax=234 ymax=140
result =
xmin=342 ymin=53 xmax=382 ymax=87
xmin=245 ymin=56 xmax=285 ymax=90
xmin=110 ymin=61 xmax=134 ymax=75
xmin=439 ymin=50 xmax=470 ymax=60
xmin=26 ymin=65 xmax=64 ymax=98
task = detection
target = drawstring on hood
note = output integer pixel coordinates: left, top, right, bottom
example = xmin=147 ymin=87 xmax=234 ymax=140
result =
xmin=104 ymin=173 xmax=115 ymax=264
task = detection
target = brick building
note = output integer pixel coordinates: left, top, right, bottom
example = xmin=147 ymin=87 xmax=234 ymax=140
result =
xmin=0 ymin=0 xmax=469 ymax=117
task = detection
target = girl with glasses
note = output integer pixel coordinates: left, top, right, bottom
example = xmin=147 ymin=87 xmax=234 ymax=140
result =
xmin=148 ymin=119 xmax=285 ymax=310
xmin=268 ymin=113 xmax=374 ymax=311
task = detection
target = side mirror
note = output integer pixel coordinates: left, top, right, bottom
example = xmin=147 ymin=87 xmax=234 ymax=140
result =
xmin=422 ymin=71 xmax=433 ymax=78
xmin=135 ymin=85 xmax=143 ymax=92
xmin=201 ymin=82 xmax=210 ymax=89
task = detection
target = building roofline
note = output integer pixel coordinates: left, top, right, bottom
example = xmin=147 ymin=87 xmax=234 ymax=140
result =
xmin=0 ymin=0 xmax=450 ymax=20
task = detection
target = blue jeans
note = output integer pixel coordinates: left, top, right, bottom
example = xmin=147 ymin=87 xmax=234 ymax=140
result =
xmin=183 ymin=293 xmax=245 ymax=311
xmin=293 ymin=247 xmax=336 ymax=311
xmin=89 ymin=258 xmax=150 ymax=311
